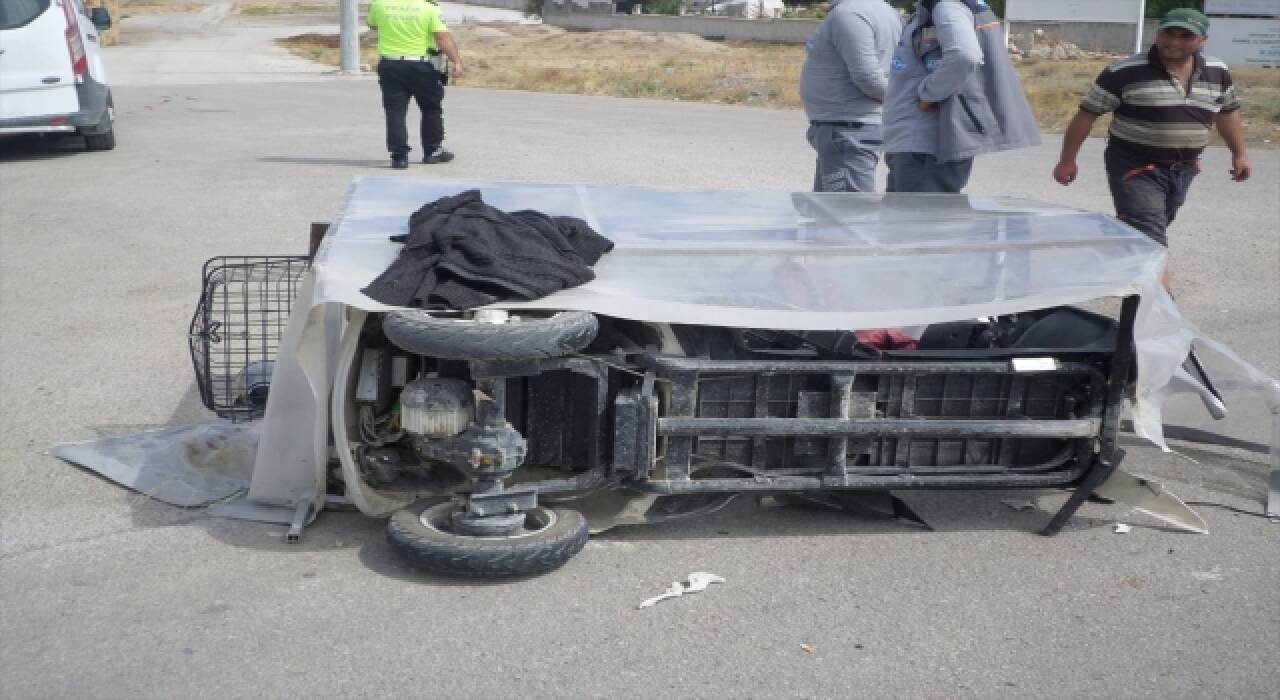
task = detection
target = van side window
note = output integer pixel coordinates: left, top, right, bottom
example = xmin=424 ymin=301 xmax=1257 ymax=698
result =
xmin=0 ymin=0 xmax=52 ymax=30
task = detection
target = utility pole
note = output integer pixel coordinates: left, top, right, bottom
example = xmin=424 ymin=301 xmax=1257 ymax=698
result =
xmin=340 ymin=0 xmax=360 ymax=74
xmin=1133 ymin=0 xmax=1146 ymax=55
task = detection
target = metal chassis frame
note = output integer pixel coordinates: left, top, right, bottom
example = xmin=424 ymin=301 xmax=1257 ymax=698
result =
xmin=605 ymin=296 xmax=1141 ymax=533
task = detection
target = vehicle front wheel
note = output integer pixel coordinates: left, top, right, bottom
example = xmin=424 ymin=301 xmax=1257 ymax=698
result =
xmin=387 ymin=502 xmax=589 ymax=577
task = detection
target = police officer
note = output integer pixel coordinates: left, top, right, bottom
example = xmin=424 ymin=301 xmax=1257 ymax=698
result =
xmin=367 ymin=0 xmax=464 ymax=169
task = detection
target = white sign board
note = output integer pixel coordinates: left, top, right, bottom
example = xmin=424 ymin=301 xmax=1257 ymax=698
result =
xmin=1205 ymin=1 xmax=1280 ymax=17
xmin=1005 ymin=0 xmax=1143 ymax=23
xmin=1205 ymin=17 xmax=1280 ymax=67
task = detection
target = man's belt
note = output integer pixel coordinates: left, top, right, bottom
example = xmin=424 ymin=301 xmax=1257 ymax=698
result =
xmin=1109 ymin=144 xmax=1201 ymax=170
xmin=381 ymin=55 xmax=431 ymax=62
xmin=810 ymin=120 xmax=872 ymax=128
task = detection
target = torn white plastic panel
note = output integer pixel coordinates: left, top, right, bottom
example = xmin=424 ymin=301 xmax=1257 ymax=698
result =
xmin=313 ymin=179 xmax=1168 ymax=331
xmin=1094 ymin=470 xmax=1209 ymax=535
xmin=53 ymin=421 xmax=258 ymax=507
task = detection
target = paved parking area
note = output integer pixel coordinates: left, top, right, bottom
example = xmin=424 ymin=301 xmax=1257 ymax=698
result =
xmin=0 ymin=10 xmax=1276 ymax=698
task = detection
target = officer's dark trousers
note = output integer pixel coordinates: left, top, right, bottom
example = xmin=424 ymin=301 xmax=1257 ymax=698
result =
xmin=377 ymin=59 xmax=444 ymax=159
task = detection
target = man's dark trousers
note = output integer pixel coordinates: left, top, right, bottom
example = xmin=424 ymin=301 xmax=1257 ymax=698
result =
xmin=1104 ymin=145 xmax=1199 ymax=248
xmin=377 ymin=59 xmax=444 ymax=159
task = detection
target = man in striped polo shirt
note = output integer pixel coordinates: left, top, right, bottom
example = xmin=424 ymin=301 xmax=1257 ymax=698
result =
xmin=1053 ymin=9 xmax=1251 ymax=288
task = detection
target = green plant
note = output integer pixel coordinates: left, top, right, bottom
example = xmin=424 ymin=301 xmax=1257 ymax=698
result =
xmin=783 ymin=5 xmax=824 ymax=19
xmin=525 ymin=0 xmax=543 ymax=17
xmin=649 ymin=0 xmax=683 ymax=15
xmin=1145 ymin=0 xmax=1203 ymax=17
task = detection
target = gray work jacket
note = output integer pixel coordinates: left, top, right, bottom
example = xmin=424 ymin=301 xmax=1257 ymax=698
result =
xmin=882 ymin=0 xmax=1039 ymax=162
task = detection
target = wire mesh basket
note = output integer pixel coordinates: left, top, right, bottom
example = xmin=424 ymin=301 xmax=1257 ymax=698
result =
xmin=188 ymin=256 xmax=311 ymax=421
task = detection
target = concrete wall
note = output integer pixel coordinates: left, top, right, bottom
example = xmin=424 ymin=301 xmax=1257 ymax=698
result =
xmin=1007 ymin=19 xmax=1160 ymax=55
xmin=534 ymin=8 xmax=1161 ymax=52
xmin=458 ymin=0 xmax=531 ymax=11
xmin=542 ymin=5 xmax=820 ymax=43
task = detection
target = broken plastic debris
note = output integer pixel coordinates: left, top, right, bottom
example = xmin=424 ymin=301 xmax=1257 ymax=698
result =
xmin=685 ymin=571 xmax=724 ymax=592
xmin=1093 ymin=471 xmax=1209 ymax=535
xmin=1192 ymin=566 xmax=1224 ymax=582
xmin=1113 ymin=523 xmax=1132 ymax=534
xmin=1001 ymin=499 xmax=1036 ymax=512
xmin=637 ymin=572 xmax=725 ymax=608
xmin=638 ymin=582 xmax=684 ymax=609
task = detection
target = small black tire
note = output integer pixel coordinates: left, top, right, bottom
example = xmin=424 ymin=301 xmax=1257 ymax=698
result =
xmin=387 ymin=502 xmax=589 ymax=577
xmin=83 ymin=93 xmax=116 ymax=151
xmin=382 ymin=310 xmax=597 ymax=360
xmin=84 ymin=126 xmax=115 ymax=151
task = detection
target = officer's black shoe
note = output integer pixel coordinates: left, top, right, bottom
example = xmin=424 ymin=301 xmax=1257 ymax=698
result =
xmin=423 ymin=150 xmax=455 ymax=164
xmin=391 ymin=155 xmax=409 ymax=170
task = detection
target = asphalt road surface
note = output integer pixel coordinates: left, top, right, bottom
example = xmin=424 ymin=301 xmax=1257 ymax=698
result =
xmin=1 ymin=7 xmax=1277 ymax=698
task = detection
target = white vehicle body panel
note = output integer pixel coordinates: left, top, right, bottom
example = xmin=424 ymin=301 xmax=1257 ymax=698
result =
xmin=0 ymin=0 xmax=110 ymax=130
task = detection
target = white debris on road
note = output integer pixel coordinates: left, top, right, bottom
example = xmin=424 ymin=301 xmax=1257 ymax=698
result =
xmin=638 ymin=572 xmax=725 ymax=609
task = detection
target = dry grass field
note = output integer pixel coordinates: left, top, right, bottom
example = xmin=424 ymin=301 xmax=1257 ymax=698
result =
xmin=278 ymin=22 xmax=1280 ymax=147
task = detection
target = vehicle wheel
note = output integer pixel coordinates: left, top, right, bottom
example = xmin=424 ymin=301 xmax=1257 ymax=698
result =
xmin=382 ymin=310 xmax=597 ymax=360
xmin=83 ymin=92 xmax=115 ymax=151
xmin=387 ymin=502 xmax=589 ymax=577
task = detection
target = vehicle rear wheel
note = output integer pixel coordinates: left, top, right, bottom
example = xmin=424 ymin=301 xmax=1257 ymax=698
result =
xmin=382 ymin=310 xmax=597 ymax=360
xmin=83 ymin=92 xmax=115 ymax=151
xmin=387 ymin=501 xmax=589 ymax=577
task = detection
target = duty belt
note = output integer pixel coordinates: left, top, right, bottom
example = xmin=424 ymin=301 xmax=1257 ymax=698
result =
xmin=382 ymin=55 xmax=431 ymax=62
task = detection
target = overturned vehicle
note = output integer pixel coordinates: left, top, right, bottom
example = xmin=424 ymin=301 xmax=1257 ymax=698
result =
xmin=183 ymin=179 xmax=1278 ymax=577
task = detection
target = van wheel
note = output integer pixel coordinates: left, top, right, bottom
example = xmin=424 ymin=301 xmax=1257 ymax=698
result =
xmin=83 ymin=93 xmax=115 ymax=151
xmin=84 ymin=127 xmax=115 ymax=151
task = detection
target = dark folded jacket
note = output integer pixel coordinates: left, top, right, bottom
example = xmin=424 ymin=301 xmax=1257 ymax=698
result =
xmin=362 ymin=189 xmax=614 ymax=309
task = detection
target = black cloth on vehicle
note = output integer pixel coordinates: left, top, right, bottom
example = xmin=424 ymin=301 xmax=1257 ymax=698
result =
xmin=361 ymin=189 xmax=614 ymax=309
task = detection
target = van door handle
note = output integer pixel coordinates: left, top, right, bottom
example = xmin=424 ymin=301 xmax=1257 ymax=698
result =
xmin=43 ymin=77 xmax=62 ymax=84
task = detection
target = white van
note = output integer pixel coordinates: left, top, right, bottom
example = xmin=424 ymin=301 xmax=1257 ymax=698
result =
xmin=0 ymin=0 xmax=115 ymax=150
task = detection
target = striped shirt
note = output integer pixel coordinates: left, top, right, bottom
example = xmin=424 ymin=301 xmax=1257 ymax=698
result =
xmin=1080 ymin=45 xmax=1240 ymax=162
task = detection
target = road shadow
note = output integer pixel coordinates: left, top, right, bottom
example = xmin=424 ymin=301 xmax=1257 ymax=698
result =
xmin=259 ymin=155 xmax=392 ymax=168
xmin=0 ymin=133 xmax=87 ymax=162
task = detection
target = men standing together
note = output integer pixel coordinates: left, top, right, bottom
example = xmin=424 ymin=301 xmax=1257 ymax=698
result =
xmin=368 ymin=0 xmax=464 ymax=169
xmin=799 ymin=0 xmax=902 ymax=192
xmin=803 ymin=0 xmax=1039 ymax=194
xmin=1054 ymin=8 xmax=1251 ymax=288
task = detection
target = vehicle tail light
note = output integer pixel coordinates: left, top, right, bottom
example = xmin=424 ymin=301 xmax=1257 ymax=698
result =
xmin=61 ymin=0 xmax=87 ymax=76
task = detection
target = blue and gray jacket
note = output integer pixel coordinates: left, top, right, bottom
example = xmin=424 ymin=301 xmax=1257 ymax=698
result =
xmin=882 ymin=0 xmax=1039 ymax=162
